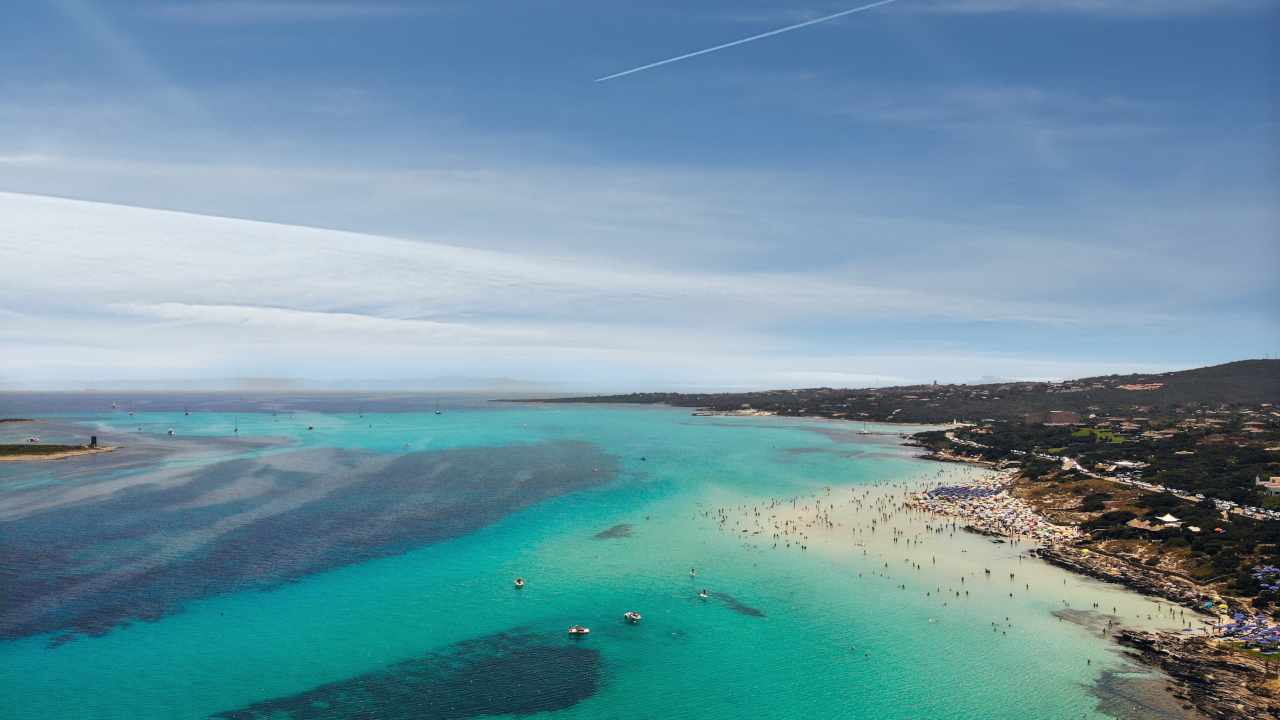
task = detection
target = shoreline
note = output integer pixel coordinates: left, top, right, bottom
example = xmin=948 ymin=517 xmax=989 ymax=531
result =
xmin=910 ymin=445 xmax=1231 ymax=615
xmin=1117 ymin=629 xmax=1279 ymax=719
xmin=906 ymin=448 xmax=1278 ymax=719
xmin=689 ymin=408 xmax=778 ymax=417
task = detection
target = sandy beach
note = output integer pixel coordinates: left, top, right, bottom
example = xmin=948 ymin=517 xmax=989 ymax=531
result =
xmin=694 ymin=461 xmax=1193 ymax=634
xmin=0 ymin=446 xmax=117 ymax=463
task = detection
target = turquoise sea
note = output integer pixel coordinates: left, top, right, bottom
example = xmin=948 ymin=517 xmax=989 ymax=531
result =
xmin=0 ymin=395 xmax=1193 ymax=719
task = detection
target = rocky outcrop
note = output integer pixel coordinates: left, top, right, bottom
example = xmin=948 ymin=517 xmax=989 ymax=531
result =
xmin=1117 ymin=629 xmax=1279 ymax=719
xmin=1032 ymin=545 xmax=1212 ymax=609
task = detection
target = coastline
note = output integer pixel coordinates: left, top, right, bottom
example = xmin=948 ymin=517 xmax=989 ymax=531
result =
xmin=909 ymin=445 xmax=1226 ymax=614
xmin=1117 ymin=629 xmax=1279 ymax=719
xmin=907 ymin=445 xmax=1278 ymax=719
xmin=689 ymin=408 xmax=777 ymax=417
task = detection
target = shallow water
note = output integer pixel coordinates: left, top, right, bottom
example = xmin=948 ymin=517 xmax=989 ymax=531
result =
xmin=0 ymin=397 xmax=1194 ymax=719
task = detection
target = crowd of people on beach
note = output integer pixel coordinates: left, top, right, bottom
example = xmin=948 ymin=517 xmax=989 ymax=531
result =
xmin=689 ymin=466 xmax=1135 ymax=629
xmin=906 ymin=473 xmax=1080 ymax=545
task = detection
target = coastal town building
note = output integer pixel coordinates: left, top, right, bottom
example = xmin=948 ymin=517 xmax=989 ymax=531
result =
xmin=1256 ymin=476 xmax=1280 ymax=496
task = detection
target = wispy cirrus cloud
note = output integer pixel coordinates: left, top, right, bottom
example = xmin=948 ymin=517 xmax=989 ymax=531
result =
xmin=3 ymin=191 xmax=1220 ymax=390
xmin=148 ymin=1 xmax=433 ymax=24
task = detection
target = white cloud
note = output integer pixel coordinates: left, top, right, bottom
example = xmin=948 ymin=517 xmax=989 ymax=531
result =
xmin=1 ymin=191 xmax=1201 ymax=389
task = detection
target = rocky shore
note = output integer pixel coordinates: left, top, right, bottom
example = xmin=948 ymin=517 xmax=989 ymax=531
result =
xmin=1117 ymin=629 xmax=1279 ymax=719
xmin=1032 ymin=544 xmax=1214 ymax=610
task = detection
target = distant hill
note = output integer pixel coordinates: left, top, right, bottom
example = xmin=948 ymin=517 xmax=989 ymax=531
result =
xmin=522 ymin=360 xmax=1280 ymax=424
xmin=1073 ymin=360 xmax=1280 ymax=406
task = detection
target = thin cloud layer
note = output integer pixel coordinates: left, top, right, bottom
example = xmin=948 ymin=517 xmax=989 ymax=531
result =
xmin=0 ymin=192 xmax=1192 ymax=389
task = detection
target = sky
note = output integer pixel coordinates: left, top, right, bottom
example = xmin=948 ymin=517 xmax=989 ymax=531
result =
xmin=1 ymin=0 xmax=1277 ymax=391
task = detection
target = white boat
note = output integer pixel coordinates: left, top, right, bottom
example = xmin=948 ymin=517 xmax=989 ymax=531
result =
xmin=623 ymin=611 xmax=642 ymax=624
xmin=568 ymin=625 xmax=590 ymax=636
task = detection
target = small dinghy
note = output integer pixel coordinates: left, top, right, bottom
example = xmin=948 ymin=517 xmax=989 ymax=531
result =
xmin=568 ymin=625 xmax=590 ymax=636
xmin=623 ymin=611 xmax=642 ymax=624
xmin=698 ymin=589 xmax=710 ymax=600
xmin=514 ymin=577 xmax=525 ymax=589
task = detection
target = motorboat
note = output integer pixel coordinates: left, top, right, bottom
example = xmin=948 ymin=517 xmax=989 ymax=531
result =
xmin=623 ymin=611 xmax=642 ymax=624
xmin=698 ymin=589 xmax=710 ymax=600
xmin=568 ymin=625 xmax=590 ymax=636
xmin=514 ymin=577 xmax=525 ymax=589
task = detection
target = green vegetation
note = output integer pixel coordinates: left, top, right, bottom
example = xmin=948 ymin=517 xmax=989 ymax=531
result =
xmin=1072 ymin=427 xmax=1124 ymax=443
xmin=946 ymin=421 xmax=1279 ymax=506
xmin=1082 ymin=493 xmax=1280 ymax=600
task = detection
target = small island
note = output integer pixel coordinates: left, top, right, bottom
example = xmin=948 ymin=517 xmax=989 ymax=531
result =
xmin=0 ymin=437 xmax=115 ymax=462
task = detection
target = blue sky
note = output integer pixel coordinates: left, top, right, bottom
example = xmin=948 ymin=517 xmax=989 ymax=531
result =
xmin=1 ymin=1 xmax=1277 ymax=390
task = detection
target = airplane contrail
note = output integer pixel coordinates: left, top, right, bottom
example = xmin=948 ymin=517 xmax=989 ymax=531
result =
xmin=595 ymin=0 xmax=902 ymax=83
